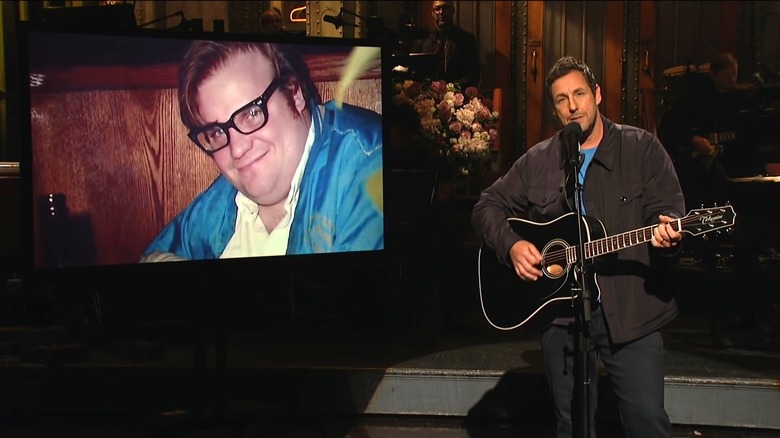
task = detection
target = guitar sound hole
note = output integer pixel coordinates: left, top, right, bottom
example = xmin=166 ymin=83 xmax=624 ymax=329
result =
xmin=546 ymin=264 xmax=564 ymax=276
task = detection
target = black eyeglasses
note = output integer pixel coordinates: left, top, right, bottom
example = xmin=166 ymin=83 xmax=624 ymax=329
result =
xmin=188 ymin=78 xmax=281 ymax=154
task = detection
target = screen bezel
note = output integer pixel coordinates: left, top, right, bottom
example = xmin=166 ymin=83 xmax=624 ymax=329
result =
xmin=15 ymin=22 xmax=395 ymax=292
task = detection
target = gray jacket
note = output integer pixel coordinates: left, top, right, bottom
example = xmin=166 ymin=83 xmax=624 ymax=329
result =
xmin=472 ymin=116 xmax=685 ymax=344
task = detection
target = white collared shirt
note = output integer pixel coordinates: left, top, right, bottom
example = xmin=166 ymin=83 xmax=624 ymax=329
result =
xmin=220 ymin=119 xmax=315 ymax=258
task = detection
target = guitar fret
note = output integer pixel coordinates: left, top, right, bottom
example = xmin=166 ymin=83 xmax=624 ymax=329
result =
xmin=565 ymin=207 xmax=732 ymax=262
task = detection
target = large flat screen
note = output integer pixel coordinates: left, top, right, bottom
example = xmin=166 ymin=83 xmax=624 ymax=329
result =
xmin=17 ymin=23 xmax=388 ymax=282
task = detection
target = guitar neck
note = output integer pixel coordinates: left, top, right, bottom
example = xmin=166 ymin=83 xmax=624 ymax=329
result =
xmin=708 ymin=131 xmax=736 ymax=144
xmin=577 ymin=221 xmax=678 ymax=260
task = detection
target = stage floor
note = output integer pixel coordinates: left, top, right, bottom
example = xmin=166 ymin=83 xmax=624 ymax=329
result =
xmin=0 ymin=305 xmax=778 ymax=436
xmin=1 ymin=235 xmax=778 ymax=436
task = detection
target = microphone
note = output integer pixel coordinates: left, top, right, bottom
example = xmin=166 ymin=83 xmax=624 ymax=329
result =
xmin=323 ymin=11 xmax=344 ymax=29
xmin=562 ymin=122 xmax=583 ymax=164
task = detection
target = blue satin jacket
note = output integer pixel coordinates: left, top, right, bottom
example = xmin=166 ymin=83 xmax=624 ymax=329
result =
xmin=142 ymin=101 xmax=384 ymax=259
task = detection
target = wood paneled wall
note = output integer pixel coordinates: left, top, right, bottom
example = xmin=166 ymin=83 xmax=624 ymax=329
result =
xmin=518 ymin=1 xmax=625 ymax=153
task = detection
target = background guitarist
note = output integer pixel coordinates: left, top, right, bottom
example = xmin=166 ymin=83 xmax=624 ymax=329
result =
xmin=672 ymin=51 xmax=761 ymax=208
xmin=665 ymin=51 xmax=765 ymax=348
xmin=472 ymin=56 xmax=685 ymax=437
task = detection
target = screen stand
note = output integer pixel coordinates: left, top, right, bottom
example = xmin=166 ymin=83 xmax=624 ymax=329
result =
xmin=81 ymin=288 xmax=104 ymax=336
xmin=190 ymin=276 xmax=228 ymax=421
xmin=270 ymin=272 xmax=306 ymax=333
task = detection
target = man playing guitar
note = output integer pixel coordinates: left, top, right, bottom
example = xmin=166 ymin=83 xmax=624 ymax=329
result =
xmin=677 ymin=52 xmax=760 ymax=206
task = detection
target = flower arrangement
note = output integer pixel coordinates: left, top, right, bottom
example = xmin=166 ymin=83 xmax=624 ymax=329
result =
xmin=392 ymin=79 xmax=500 ymax=176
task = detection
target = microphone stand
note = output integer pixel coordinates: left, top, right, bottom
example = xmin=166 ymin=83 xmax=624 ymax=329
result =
xmin=137 ymin=10 xmax=186 ymax=29
xmin=324 ymin=8 xmax=383 ymax=41
xmin=324 ymin=8 xmax=426 ymax=53
xmin=569 ymin=140 xmax=593 ymax=438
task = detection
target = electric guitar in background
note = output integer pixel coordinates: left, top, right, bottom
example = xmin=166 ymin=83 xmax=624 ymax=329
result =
xmin=477 ymin=205 xmax=736 ymax=331
xmin=691 ymin=131 xmax=736 ymax=168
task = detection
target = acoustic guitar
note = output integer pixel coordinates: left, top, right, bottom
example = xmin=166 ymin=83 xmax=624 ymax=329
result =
xmin=477 ymin=205 xmax=736 ymax=331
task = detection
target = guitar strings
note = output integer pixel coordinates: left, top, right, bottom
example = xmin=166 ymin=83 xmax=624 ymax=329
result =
xmin=539 ymin=214 xmax=727 ymax=265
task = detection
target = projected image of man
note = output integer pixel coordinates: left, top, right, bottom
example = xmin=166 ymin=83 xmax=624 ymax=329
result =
xmin=141 ymin=41 xmax=384 ymax=262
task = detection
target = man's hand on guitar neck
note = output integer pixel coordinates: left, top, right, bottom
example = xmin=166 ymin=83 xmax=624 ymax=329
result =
xmin=505 ymin=214 xmax=682 ymax=282
xmin=509 ymin=240 xmax=543 ymax=282
xmin=651 ymin=214 xmax=683 ymax=249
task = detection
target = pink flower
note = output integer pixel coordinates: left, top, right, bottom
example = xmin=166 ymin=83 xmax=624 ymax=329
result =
xmin=430 ymin=80 xmax=448 ymax=96
xmin=452 ymin=93 xmax=465 ymax=107
xmin=464 ymin=86 xmax=480 ymax=100
xmin=404 ymin=80 xmax=423 ymax=99
xmin=437 ymin=100 xmax=452 ymax=121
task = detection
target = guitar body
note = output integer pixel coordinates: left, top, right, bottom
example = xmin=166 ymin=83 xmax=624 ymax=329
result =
xmin=478 ymin=213 xmax=605 ymax=331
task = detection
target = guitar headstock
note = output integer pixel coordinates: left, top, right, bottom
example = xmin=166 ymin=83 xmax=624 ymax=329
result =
xmin=680 ymin=204 xmax=736 ymax=237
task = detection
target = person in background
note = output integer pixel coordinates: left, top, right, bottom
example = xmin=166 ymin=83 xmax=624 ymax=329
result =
xmin=410 ymin=0 xmax=481 ymax=89
xmin=673 ymin=52 xmax=766 ymax=346
xmin=141 ymin=41 xmax=383 ymax=262
xmin=675 ymin=51 xmax=761 ymax=206
xmin=472 ymin=55 xmax=684 ymax=437
xmin=260 ymin=8 xmax=284 ymax=33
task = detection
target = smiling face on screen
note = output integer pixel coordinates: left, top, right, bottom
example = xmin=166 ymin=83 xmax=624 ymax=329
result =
xmin=195 ymin=49 xmax=310 ymax=208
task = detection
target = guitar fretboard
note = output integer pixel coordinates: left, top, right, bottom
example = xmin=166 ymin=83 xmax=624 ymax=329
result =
xmin=708 ymin=131 xmax=736 ymax=145
xmin=565 ymin=221 xmax=681 ymax=262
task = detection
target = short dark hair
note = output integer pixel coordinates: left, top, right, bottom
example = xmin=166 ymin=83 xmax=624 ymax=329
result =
xmin=260 ymin=9 xmax=282 ymax=26
xmin=545 ymin=56 xmax=598 ymax=104
xmin=177 ymin=41 xmax=322 ymax=130
xmin=433 ymin=1 xmax=455 ymax=9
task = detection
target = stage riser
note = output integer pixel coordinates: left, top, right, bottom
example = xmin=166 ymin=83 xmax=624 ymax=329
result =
xmin=1 ymin=368 xmax=778 ymax=431
xmin=666 ymin=382 xmax=780 ymax=429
